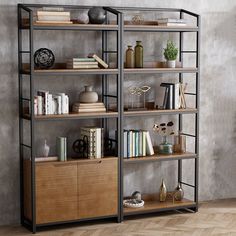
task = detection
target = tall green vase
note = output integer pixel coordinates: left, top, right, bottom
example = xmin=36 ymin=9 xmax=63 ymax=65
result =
xmin=135 ymin=41 xmax=143 ymax=68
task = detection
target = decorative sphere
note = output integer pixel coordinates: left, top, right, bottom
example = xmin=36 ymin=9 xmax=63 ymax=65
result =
xmin=77 ymin=12 xmax=89 ymax=24
xmin=88 ymin=7 xmax=106 ymax=24
xmin=132 ymin=191 xmax=142 ymax=201
xmin=34 ymin=48 xmax=55 ymax=69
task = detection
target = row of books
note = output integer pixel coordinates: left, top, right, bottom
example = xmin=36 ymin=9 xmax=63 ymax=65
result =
xmin=34 ymin=90 xmax=69 ymax=115
xmin=81 ymin=127 xmax=104 ymax=159
xmin=161 ymin=82 xmax=180 ymax=110
xmin=157 ymin=18 xmax=187 ymax=27
xmin=123 ymin=130 xmax=154 ymax=158
xmin=73 ymin=102 xmax=106 ymax=113
xmin=66 ymin=54 xmax=108 ymax=69
xmin=36 ymin=7 xmax=72 ymax=24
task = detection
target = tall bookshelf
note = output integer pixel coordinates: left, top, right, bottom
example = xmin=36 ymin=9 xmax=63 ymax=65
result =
xmin=18 ymin=4 xmax=200 ymax=233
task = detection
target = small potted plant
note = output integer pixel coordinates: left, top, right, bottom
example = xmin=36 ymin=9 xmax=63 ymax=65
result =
xmin=153 ymin=121 xmax=175 ymax=154
xmin=163 ymin=40 xmax=178 ymax=68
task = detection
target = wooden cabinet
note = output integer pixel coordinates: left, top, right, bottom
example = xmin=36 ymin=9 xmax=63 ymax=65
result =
xmin=24 ymin=158 xmax=118 ymax=224
xmin=35 ymin=162 xmax=78 ymax=224
xmin=78 ymin=158 xmax=118 ymax=218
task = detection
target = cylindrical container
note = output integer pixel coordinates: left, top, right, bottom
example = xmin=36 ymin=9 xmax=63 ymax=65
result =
xmin=135 ymin=41 xmax=143 ymax=68
xmin=173 ymin=135 xmax=186 ymax=153
xmin=125 ymin=45 xmax=135 ymax=68
xmin=79 ymin=85 xmax=98 ymax=103
xmin=158 ymin=136 xmax=173 ymax=154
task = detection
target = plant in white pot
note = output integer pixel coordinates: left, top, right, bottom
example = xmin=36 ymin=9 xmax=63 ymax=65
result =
xmin=163 ymin=40 xmax=178 ymax=68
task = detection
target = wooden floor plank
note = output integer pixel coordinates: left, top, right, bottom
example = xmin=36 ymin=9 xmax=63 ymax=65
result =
xmin=0 ymin=199 xmax=236 ymax=235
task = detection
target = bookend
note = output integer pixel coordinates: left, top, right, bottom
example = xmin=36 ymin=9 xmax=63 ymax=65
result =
xmin=72 ymin=135 xmax=89 ymax=158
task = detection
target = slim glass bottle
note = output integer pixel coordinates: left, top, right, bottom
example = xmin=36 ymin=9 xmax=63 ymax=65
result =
xmin=125 ymin=45 xmax=135 ymax=68
xmin=135 ymin=41 xmax=143 ymax=68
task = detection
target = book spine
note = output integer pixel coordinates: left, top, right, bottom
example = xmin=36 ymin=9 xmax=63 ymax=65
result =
xmin=129 ymin=130 xmax=133 ymax=157
xmin=132 ymin=131 xmax=135 ymax=157
xmin=168 ymin=85 xmax=173 ymax=110
xmin=37 ymin=96 xmax=43 ymax=115
xmin=135 ymin=131 xmax=139 ymax=157
xmin=34 ymin=96 xmax=38 ymax=115
xmin=139 ymin=131 xmax=143 ymax=157
xmin=142 ymin=131 xmax=146 ymax=156
xmin=65 ymin=95 xmax=69 ymax=114
xmin=48 ymin=94 xmax=53 ymax=115
xmin=127 ymin=130 xmax=130 ymax=158
xmin=146 ymin=131 xmax=154 ymax=155
xmin=57 ymin=137 xmax=67 ymax=161
xmin=174 ymin=83 xmax=180 ymax=109
xmin=124 ymin=130 xmax=128 ymax=158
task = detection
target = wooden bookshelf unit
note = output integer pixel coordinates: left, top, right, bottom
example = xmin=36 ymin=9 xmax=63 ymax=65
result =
xmin=18 ymin=4 xmax=200 ymax=233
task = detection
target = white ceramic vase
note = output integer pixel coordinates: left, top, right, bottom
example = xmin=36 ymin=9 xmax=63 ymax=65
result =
xmin=42 ymin=140 xmax=50 ymax=157
xmin=79 ymin=85 xmax=98 ymax=103
xmin=167 ymin=60 xmax=176 ymax=68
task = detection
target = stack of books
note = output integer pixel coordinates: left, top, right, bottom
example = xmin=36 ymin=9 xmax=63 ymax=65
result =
xmin=157 ymin=18 xmax=187 ymax=27
xmin=56 ymin=137 xmax=67 ymax=161
xmin=36 ymin=7 xmax=72 ymax=24
xmin=67 ymin=58 xmax=99 ymax=69
xmin=80 ymin=127 xmax=104 ymax=159
xmin=123 ymin=130 xmax=154 ymax=158
xmin=72 ymin=102 xmax=106 ymax=113
xmin=160 ymin=83 xmax=180 ymax=110
xmin=67 ymin=54 xmax=109 ymax=69
xmin=34 ymin=90 xmax=69 ymax=115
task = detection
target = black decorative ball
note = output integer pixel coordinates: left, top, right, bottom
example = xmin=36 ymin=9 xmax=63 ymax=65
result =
xmin=34 ymin=48 xmax=55 ymax=69
xmin=88 ymin=7 xmax=106 ymax=24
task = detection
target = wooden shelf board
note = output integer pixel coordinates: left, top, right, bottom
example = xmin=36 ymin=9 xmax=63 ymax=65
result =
xmin=32 ymin=68 xmax=118 ymax=75
xmin=124 ymin=67 xmax=198 ymax=74
xmin=124 ymin=108 xmax=197 ymax=116
xmin=21 ymin=20 xmax=118 ymax=31
xmin=34 ymin=156 xmax=117 ymax=165
xmin=23 ymin=112 xmax=118 ymax=120
xmin=124 ymin=25 xmax=199 ymax=32
xmin=124 ymin=198 xmax=195 ymax=215
xmin=124 ymin=152 xmax=197 ymax=163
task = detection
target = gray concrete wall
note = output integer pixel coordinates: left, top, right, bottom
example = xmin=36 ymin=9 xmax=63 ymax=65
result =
xmin=0 ymin=0 xmax=235 ymax=225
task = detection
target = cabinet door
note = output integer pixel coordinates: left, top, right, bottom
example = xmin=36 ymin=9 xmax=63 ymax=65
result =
xmin=36 ymin=162 xmax=78 ymax=224
xmin=78 ymin=158 xmax=118 ymax=219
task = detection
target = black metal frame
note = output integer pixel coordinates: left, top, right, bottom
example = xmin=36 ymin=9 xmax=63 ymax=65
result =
xmin=18 ymin=4 xmax=200 ymax=233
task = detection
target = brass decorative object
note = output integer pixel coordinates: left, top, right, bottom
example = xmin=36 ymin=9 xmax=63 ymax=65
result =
xmin=128 ymin=85 xmax=151 ymax=110
xmin=159 ymin=179 xmax=167 ymax=202
xmin=174 ymin=182 xmax=184 ymax=201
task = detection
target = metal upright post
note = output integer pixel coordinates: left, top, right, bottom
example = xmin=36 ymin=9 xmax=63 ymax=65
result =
xmin=18 ymin=4 xmax=24 ymax=226
xmin=29 ymin=11 xmax=36 ymax=233
xmin=195 ymin=15 xmax=201 ymax=211
xmin=178 ymin=10 xmax=184 ymax=185
xmin=117 ymin=12 xmax=124 ymax=223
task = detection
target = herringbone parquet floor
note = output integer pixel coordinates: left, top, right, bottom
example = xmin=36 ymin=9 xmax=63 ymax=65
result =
xmin=1 ymin=199 xmax=236 ymax=236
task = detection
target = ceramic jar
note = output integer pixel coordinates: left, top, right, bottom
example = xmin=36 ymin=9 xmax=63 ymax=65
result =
xmin=125 ymin=45 xmax=135 ymax=68
xmin=167 ymin=60 xmax=176 ymax=68
xmin=135 ymin=41 xmax=143 ymax=68
xmin=79 ymin=85 xmax=98 ymax=103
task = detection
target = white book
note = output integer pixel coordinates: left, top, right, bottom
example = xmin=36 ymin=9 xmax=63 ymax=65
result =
xmin=48 ymin=94 xmax=53 ymax=115
xmin=37 ymin=90 xmax=49 ymax=115
xmin=34 ymin=96 xmax=38 ymax=115
xmin=35 ymin=156 xmax=58 ymax=162
xmin=37 ymin=95 xmax=43 ymax=115
xmin=146 ymin=131 xmax=154 ymax=156
xmin=174 ymin=83 xmax=180 ymax=109
xmin=168 ymin=85 xmax=173 ymax=110
xmin=65 ymin=95 xmax=69 ymax=114
xmin=142 ymin=131 xmax=146 ymax=156
xmin=56 ymin=93 xmax=66 ymax=114
xmin=139 ymin=131 xmax=143 ymax=157
xmin=95 ymin=128 xmax=101 ymax=158
xmin=37 ymin=15 xmax=71 ymax=22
